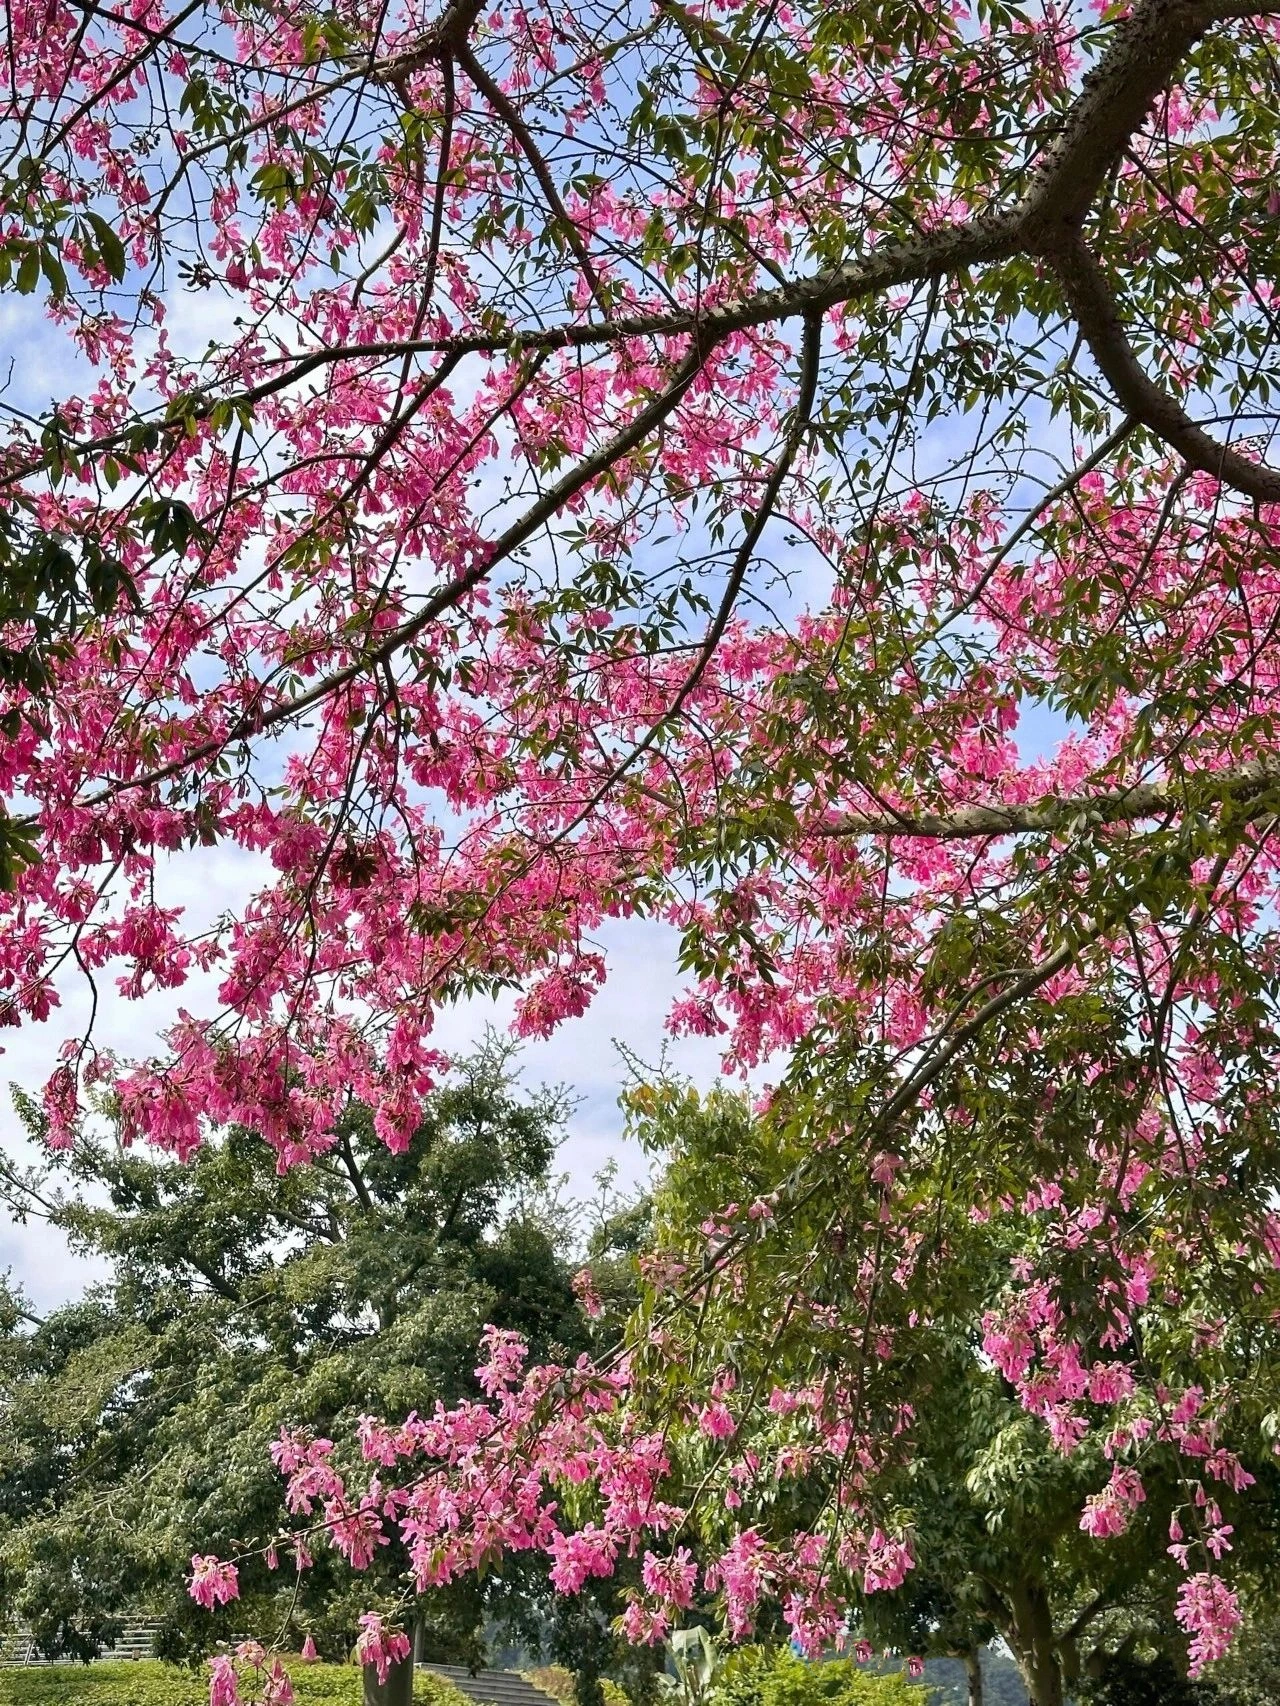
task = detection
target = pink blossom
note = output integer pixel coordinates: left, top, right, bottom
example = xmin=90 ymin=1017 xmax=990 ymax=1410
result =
xmin=209 ymin=1657 xmax=241 ymax=1706
xmin=621 ymin=1600 xmax=671 ymax=1644
xmin=263 ymin=1660 xmax=295 ymax=1705
xmin=548 ymin=1525 xmax=619 ymax=1594
xmin=1080 ymin=1468 xmax=1145 ymax=1539
xmin=862 ymin=1529 xmax=913 ymax=1593
xmin=1176 ymin=1573 xmax=1243 ymax=1674
xmin=698 ymin=1401 xmax=736 ymax=1440
xmin=573 ymin=1267 xmax=605 ymax=1320
xmin=355 ymin=1614 xmax=411 ymax=1685
xmin=189 ymin=1556 xmax=240 ymax=1610
xmin=640 ymin=1548 xmax=698 ymax=1609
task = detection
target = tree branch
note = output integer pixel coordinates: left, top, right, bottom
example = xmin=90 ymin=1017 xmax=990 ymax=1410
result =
xmin=1060 ymin=1584 xmax=1121 ymax=1645
xmin=456 ymin=41 xmax=608 ymax=312
xmin=78 ymin=339 xmax=715 ymax=810
xmin=1018 ymin=0 xmax=1279 ymax=236
xmin=339 ymin=1129 xmax=375 ymax=1215
xmin=819 ymin=756 xmax=1280 ymax=840
xmin=1051 ymin=237 xmax=1280 ymax=502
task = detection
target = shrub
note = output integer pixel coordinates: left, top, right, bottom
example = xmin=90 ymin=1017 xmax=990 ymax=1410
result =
xmin=0 ymin=1658 xmax=468 ymax=1705
xmin=1204 ymin=1609 xmax=1280 ymax=1706
xmin=1075 ymin=1653 xmax=1216 ymax=1706
xmin=523 ymin=1666 xmax=631 ymax=1706
xmin=713 ymin=1649 xmax=927 ymax=1706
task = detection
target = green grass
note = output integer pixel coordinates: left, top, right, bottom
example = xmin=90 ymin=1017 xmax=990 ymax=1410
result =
xmin=0 ymin=1658 xmax=466 ymax=1705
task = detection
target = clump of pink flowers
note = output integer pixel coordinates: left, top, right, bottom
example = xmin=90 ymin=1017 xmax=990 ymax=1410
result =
xmin=191 ymin=1326 xmax=920 ymax=1668
xmin=355 ymin=1613 xmax=412 ymax=1684
xmin=1079 ymin=1466 xmax=1146 ymax=1538
xmin=208 ymin=1642 xmax=293 ymax=1706
xmin=189 ymin=1555 xmax=240 ymax=1609
xmin=1176 ymin=1572 xmax=1243 ymax=1675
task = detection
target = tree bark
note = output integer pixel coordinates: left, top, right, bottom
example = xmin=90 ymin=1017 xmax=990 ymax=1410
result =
xmin=363 ymin=1654 xmax=415 ymax=1706
xmin=964 ymin=1647 xmax=984 ymax=1706
xmin=1006 ymin=1578 xmax=1064 ymax=1706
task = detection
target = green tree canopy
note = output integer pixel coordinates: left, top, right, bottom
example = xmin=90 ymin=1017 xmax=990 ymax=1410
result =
xmin=0 ymin=1045 xmax=587 ymax=1663
xmin=620 ymin=1080 xmax=1280 ymax=1706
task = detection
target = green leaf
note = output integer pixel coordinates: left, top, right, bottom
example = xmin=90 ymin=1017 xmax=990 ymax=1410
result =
xmin=85 ymin=211 xmax=127 ymax=282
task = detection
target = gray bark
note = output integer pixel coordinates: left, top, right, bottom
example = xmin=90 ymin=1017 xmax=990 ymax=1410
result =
xmin=1006 ymin=1580 xmax=1065 ymax=1706
xmin=363 ymin=1654 xmax=415 ymax=1706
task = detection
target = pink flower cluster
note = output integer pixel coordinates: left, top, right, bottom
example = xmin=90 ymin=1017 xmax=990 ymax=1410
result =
xmin=1175 ymin=1573 xmax=1243 ymax=1676
xmin=209 ymin=1642 xmax=293 ymax=1706
xmin=189 ymin=1555 xmax=240 ymax=1610
xmin=1079 ymin=1467 xmax=1146 ymax=1539
xmin=191 ymin=1326 xmax=917 ymax=1660
xmin=355 ymin=1614 xmax=412 ymax=1685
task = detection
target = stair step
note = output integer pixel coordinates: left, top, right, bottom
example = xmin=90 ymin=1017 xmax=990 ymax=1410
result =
xmin=421 ymin=1665 xmax=561 ymax=1706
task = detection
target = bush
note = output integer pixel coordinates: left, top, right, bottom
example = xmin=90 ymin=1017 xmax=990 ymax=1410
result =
xmin=0 ymin=1658 xmax=468 ymax=1705
xmin=713 ymin=1649 xmax=927 ymax=1706
xmin=522 ymin=1666 xmax=631 ymax=1706
xmin=1204 ymin=1609 xmax=1280 ymax=1706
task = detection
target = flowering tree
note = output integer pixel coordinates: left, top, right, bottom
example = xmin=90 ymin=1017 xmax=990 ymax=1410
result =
xmin=3 ymin=0 xmax=1280 ymax=1697
xmin=667 ymin=1089 xmax=1280 ymax=1706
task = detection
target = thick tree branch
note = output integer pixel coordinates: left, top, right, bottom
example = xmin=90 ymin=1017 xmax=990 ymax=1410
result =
xmin=1060 ymin=1584 xmax=1121 ymax=1645
xmin=339 ymin=1129 xmax=375 ymax=1215
xmin=186 ymin=1252 xmax=241 ymax=1303
xmin=21 ymin=0 xmax=1277 ymax=483
xmin=1051 ymin=238 xmax=1280 ymax=502
xmin=1019 ymin=0 xmax=1279 ymax=235
xmin=231 ymin=0 xmax=1280 ymax=374
xmin=821 ymin=756 xmax=1280 ymax=840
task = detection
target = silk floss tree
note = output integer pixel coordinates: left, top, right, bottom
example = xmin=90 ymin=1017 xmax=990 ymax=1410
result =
xmin=2 ymin=0 xmax=1280 ymax=1700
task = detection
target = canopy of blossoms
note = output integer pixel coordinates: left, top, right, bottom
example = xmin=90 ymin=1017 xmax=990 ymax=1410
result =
xmin=3 ymin=0 xmax=1280 ymax=1696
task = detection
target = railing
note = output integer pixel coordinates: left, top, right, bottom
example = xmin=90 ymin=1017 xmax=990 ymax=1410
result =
xmin=0 ymin=1619 xmax=162 ymax=1666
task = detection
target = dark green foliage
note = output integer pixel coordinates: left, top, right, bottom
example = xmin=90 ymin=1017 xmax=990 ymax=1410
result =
xmin=0 ymin=1046 xmax=586 ymax=1661
xmin=1203 ymin=1609 xmax=1280 ymax=1706
xmin=1075 ymin=1653 xmax=1216 ymax=1706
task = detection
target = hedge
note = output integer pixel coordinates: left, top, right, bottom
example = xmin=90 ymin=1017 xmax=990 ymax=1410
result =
xmin=521 ymin=1666 xmax=630 ymax=1706
xmin=0 ymin=1658 xmax=468 ymax=1705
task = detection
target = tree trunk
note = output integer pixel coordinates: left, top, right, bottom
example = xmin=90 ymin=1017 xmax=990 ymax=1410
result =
xmin=1005 ymin=1579 xmax=1064 ymax=1706
xmin=964 ymin=1647 xmax=984 ymax=1706
xmin=1018 ymin=1660 xmax=1063 ymax=1706
xmin=363 ymin=1654 xmax=414 ymax=1706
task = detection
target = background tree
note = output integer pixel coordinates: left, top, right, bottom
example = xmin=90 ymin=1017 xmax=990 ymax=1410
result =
xmin=0 ymin=1045 xmax=584 ymax=1670
xmin=1198 ymin=1605 xmax=1280 ymax=1706
xmin=540 ymin=1181 xmax=670 ymax=1706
